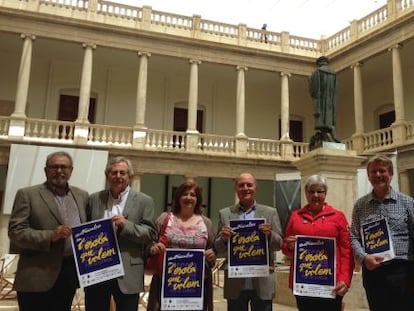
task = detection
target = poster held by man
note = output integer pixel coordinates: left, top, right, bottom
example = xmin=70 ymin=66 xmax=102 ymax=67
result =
xmin=71 ymin=218 xmax=124 ymax=288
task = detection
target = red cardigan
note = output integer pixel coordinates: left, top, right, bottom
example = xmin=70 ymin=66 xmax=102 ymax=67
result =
xmin=282 ymin=203 xmax=354 ymax=289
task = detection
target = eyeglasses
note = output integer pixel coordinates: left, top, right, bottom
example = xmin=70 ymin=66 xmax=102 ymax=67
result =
xmin=307 ymin=190 xmax=326 ymax=195
xmin=46 ymin=165 xmax=72 ymax=171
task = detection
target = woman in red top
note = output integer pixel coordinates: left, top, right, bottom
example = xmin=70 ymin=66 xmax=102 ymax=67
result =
xmin=282 ymin=174 xmax=354 ymax=311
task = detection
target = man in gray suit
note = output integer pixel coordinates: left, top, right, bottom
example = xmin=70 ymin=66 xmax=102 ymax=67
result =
xmin=84 ymin=156 xmax=157 ymax=311
xmin=8 ymin=151 xmax=89 ymax=311
xmin=215 ymin=173 xmax=283 ymax=311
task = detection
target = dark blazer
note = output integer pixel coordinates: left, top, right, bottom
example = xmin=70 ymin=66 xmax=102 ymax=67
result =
xmin=8 ymin=183 xmax=88 ymax=292
xmin=214 ymin=203 xmax=283 ymax=300
xmin=87 ymin=188 xmax=157 ymax=294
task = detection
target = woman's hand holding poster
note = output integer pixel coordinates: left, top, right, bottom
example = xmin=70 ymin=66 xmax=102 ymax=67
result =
xmin=293 ymin=235 xmax=336 ymax=299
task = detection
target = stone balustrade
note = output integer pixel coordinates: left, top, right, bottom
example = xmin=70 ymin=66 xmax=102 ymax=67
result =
xmin=3 ymin=0 xmax=413 ymax=58
xmin=2 ymin=116 xmax=414 ymax=161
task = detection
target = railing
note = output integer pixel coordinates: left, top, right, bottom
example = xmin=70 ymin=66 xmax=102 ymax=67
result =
xmin=41 ymin=0 xmax=88 ymax=10
xmin=144 ymin=129 xmax=185 ymax=150
xmin=342 ymin=137 xmax=354 ymax=151
xmin=25 ymin=118 xmax=75 ymax=142
xmin=292 ymin=142 xmax=309 ymax=158
xmin=404 ymin=121 xmax=414 ymax=141
xmin=248 ymin=138 xmax=282 ymax=159
xmin=3 ymin=117 xmax=414 ymax=160
xmin=151 ymin=10 xmax=192 ymax=29
xmin=246 ymin=27 xmax=281 ymax=45
xmin=364 ymin=127 xmax=393 ymax=151
xmin=98 ymin=1 xmax=141 ymax=20
xmin=198 ymin=133 xmax=235 ymax=154
xmin=0 ymin=117 xmax=10 ymax=137
xmin=289 ymin=35 xmax=320 ymax=52
xmin=88 ymin=124 xmax=132 ymax=146
xmin=200 ymin=19 xmax=239 ymax=40
xmin=399 ymin=0 xmax=414 ymax=11
xmin=325 ymin=28 xmax=352 ymax=50
xmin=5 ymin=0 xmax=411 ymax=57
xmin=358 ymin=6 xmax=388 ymax=33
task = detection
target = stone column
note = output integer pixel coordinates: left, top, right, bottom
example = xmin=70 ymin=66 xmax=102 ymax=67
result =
xmin=235 ymin=66 xmax=248 ymax=156
xmin=12 ymin=34 xmax=36 ymax=119
xmin=130 ymin=173 xmax=141 ymax=192
xmin=236 ymin=66 xmax=248 ymax=137
xmin=280 ymin=71 xmax=294 ymax=160
xmin=76 ymin=43 xmax=96 ymax=123
xmin=399 ymin=170 xmax=410 ymax=195
xmin=280 ymin=72 xmax=291 ymax=140
xmin=135 ymin=52 xmax=151 ymax=129
xmin=187 ymin=60 xmax=201 ymax=133
xmin=389 ymin=44 xmax=406 ymax=145
xmin=186 ymin=60 xmax=201 ymax=152
xmin=133 ymin=52 xmax=150 ymax=148
xmin=350 ymin=62 xmax=365 ymax=152
xmin=390 ymin=44 xmax=405 ymax=122
xmin=352 ymin=63 xmax=364 ymax=134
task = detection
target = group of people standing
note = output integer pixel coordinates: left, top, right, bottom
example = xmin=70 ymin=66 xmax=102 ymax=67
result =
xmin=6 ymin=151 xmax=414 ymax=311
xmin=282 ymin=155 xmax=414 ymax=311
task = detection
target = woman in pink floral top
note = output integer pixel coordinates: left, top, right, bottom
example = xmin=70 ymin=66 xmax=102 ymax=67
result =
xmin=147 ymin=181 xmax=216 ymax=311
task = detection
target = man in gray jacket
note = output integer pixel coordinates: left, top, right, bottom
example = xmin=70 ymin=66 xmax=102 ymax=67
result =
xmin=84 ymin=156 xmax=157 ymax=311
xmin=215 ymin=173 xmax=283 ymax=311
xmin=8 ymin=151 xmax=89 ymax=311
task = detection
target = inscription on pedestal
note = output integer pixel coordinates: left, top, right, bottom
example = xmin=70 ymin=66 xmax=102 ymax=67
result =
xmin=322 ymin=141 xmax=346 ymax=150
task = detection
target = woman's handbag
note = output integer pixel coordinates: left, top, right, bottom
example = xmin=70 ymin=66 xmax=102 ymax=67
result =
xmin=145 ymin=212 xmax=171 ymax=275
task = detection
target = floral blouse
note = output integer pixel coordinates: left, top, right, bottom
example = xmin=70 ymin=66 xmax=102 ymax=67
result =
xmin=164 ymin=214 xmax=208 ymax=249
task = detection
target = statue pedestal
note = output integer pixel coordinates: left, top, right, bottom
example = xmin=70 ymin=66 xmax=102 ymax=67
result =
xmin=294 ymin=148 xmax=365 ymax=220
xmin=309 ymin=131 xmax=341 ymax=151
xmin=322 ymin=141 xmax=346 ymax=150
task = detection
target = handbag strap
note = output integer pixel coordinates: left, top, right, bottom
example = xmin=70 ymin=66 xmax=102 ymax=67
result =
xmin=158 ymin=212 xmax=171 ymax=245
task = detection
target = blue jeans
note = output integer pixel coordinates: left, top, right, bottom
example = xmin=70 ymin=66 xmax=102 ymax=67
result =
xmin=227 ymin=290 xmax=272 ymax=311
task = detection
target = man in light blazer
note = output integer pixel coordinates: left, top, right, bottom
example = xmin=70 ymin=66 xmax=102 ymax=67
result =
xmin=214 ymin=173 xmax=283 ymax=311
xmin=84 ymin=156 xmax=157 ymax=311
xmin=8 ymin=151 xmax=89 ymax=311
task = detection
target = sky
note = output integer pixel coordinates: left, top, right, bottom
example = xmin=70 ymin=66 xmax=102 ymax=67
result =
xmin=113 ymin=0 xmax=386 ymax=39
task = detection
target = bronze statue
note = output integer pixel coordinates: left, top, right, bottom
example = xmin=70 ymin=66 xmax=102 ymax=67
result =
xmin=308 ymin=56 xmax=339 ymax=149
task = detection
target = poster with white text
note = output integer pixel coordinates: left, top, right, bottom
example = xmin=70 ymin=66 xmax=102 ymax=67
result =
xmin=228 ymin=218 xmax=269 ymax=278
xmin=161 ymin=249 xmax=205 ymax=310
xmin=361 ymin=218 xmax=395 ymax=262
xmin=293 ymin=235 xmax=336 ymax=299
xmin=71 ymin=218 xmax=124 ymax=288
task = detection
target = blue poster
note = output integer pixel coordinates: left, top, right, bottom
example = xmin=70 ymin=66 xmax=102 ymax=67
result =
xmin=71 ymin=218 xmax=124 ymax=287
xmin=161 ymin=249 xmax=205 ymax=311
xmin=361 ymin=218 xmax=395 ymax=261
xmin=293 ymin=235 xmax=336 ymax=298
xmin=228 ymin=218 xmax=269 ymax=278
